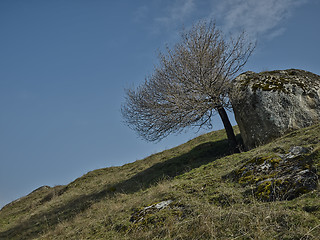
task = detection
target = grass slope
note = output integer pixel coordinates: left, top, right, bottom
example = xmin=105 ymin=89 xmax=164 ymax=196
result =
xmin=0 ymin=124 xmax=319 ymax=240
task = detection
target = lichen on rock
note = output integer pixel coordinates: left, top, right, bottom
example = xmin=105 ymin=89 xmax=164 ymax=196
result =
xmin=229 ymin=146 xmax=319 ymax=201
xmin=231 ymin=69 xmax=320 ymax=149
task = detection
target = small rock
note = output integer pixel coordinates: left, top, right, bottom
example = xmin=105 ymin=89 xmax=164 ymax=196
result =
xmin=284 ymin=146 xmax=309 ymax=159
xmin=151 ymin=200 xmax=173 ymax=210
xmin=130 ymin=200 xmax=173 ymax=223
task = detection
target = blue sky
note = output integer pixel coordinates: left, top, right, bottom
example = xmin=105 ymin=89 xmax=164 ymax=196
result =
xmin=1 ymin=0 xmax=319 ymax=208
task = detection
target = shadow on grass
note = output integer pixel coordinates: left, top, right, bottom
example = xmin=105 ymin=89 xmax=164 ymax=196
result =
xmin=0 ymin=135 xmax=239 ymax=240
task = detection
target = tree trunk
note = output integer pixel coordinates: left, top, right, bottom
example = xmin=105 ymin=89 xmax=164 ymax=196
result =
xmin=217 ymin=107 xmax=240 ymax=153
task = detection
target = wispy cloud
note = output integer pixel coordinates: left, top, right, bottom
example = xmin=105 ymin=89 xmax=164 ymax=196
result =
xmin=213 ymin=0 xmax=309 ymax=39
xmin=133 ymin=0 xmax=309 ymax=40
xmin=154 ymin=0 xmax=195 ymax=26
xmin=133 ymin=0 xmax=196 ymax=35
xmin=133 ymin=5 xmax=149 ymax=23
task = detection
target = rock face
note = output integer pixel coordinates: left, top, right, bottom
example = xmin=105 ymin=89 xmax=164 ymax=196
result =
xmin=231 ymin=69 xmax=320 ymax=149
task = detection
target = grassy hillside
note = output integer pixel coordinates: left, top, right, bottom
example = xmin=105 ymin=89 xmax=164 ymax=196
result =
xmin=1 ymin=124 xmax=319 ymax=239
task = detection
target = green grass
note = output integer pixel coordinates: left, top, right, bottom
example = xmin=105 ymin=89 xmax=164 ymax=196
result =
xmin=1 ymin=124 xmax=319 ymax=240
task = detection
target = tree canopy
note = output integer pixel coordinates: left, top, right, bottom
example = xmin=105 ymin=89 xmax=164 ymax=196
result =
xmin=122 ymin=20 xmax=255 ymax=152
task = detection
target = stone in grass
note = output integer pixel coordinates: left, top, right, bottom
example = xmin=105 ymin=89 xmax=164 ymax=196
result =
xmin=130 ymin=200 xmax=173 ymax=224
xmin=129 ymin=199 xmax=189 ymax=230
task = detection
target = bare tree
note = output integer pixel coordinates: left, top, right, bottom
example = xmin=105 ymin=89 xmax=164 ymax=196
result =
xmin=122 ymin=20 xmax=255 ymax=153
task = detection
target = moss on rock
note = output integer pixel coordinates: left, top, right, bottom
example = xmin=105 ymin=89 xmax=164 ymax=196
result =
xmin=238 ymin=69 xmax=315 ymax=94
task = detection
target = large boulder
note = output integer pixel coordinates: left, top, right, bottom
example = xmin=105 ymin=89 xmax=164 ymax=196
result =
xmin=231 ymin=69 xmax=320 ymax=149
